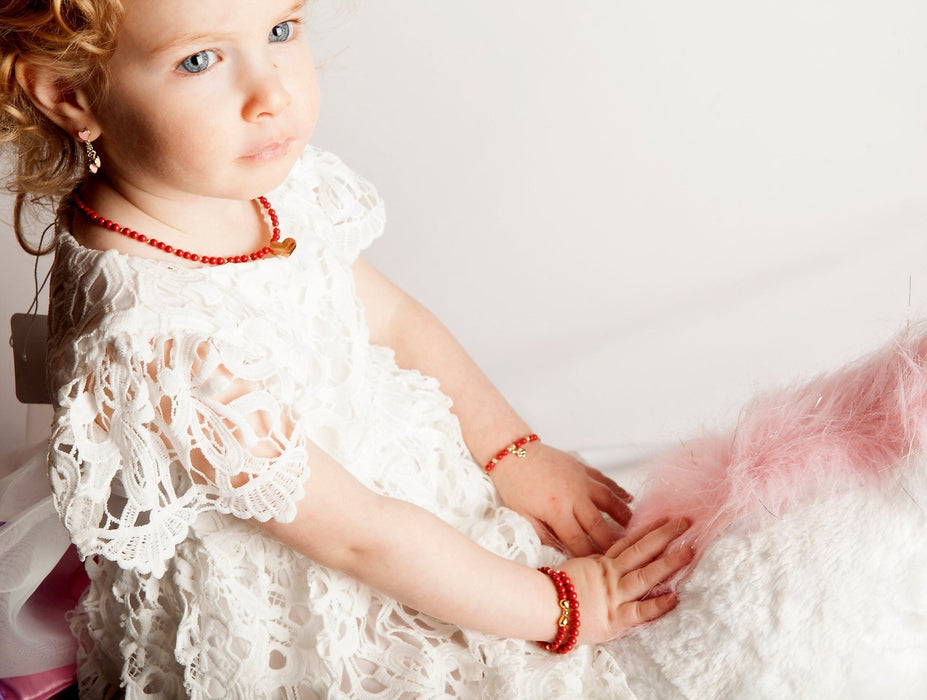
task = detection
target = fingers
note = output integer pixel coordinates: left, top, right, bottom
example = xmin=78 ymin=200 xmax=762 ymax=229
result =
xmin=611 ymin=523 xmax=693 ymax=630
xmin=589 ymin=481 xmax=633 ymax=528
xmin=573 ymin=501 xmax=622 ymax=553
xmin=557 ymin=520 xmax=693 ymax=642
xmin=622 ymin=591 xmax=680 ymax=627
xmin=602 ymin=517 xmax=692 ymax=603
xmin=605 ymin=517 xmax=675 ymax=558
xmin=554 ymin=476 xmax=635 ymax=555
xmin=523 ymin=460 xmax=638 ymax=556
xmin=556 ymin=493 xmax=629 ymax=556
xmin=615 ymin=519 xmax=689 ymax=571
xmin=584 ymin=466 xmax=633 ymax=503
xmin=621 ymin=545 xmax=694 ymax=600
xmin=557 ymin=519 xmax=599 ymax=557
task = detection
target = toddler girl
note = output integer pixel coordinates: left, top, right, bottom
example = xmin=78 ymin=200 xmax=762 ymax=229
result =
xmin=1 ymin=0 xmax=693 ymax=696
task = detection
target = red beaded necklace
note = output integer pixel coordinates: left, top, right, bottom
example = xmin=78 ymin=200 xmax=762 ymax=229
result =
xmin=72 ymin=193 xmax=296 ymax=265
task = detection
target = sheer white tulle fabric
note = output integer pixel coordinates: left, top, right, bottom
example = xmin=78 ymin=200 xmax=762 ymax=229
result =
xmin=45 ymin=148 xmax=636 ymax=698
xmin=0 ymin=443 xmax=78 ymax=678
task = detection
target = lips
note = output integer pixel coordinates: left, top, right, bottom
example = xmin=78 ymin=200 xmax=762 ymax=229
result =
xmin=243 ymin=137 xmax=295 ymax=161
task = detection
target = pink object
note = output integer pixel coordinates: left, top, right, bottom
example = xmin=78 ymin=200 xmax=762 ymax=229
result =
xmin=630 ymin=328 xmax=927 ymax=585
xmin=0 ymin=665 xmax=76 ymax=700
xmin=0 ymin=443 xmax=88 ymax=684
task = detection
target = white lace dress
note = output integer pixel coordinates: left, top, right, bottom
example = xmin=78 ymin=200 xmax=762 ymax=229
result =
xmin=44 ymin=147 xmax=927 ymax=698
xmin=45 ymin=147 xmax=638 ymax=698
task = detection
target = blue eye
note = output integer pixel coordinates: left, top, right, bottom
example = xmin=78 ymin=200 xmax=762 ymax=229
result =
xmin=269 ymin=21 xmax=292 ymax=43
xmin=179 ymin=49 xmax=218 ymax=74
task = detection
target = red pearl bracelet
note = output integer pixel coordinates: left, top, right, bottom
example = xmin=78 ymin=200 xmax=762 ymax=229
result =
xmin=483 ymin=434 xmax=539 ymax=473
xmin=537 ymin=566 xmax=581 ymax=654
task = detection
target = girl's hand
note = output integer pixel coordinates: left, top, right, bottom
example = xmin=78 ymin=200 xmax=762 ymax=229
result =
xmin=490 ymin=443 xmax=634 ymax=556
xmin=558 ymin=517 xmax=694 ymax=644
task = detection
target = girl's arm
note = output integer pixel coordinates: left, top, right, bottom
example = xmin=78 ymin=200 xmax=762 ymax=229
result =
xmin=256 ymin=439 xmax=693 ymax=643
xmin=352 ymin=257 xmax=632 ymax=556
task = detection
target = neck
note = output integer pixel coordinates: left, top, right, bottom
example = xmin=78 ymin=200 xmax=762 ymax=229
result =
xmin=76 ymin=176 xmax=271 ymax=260
xmin=73 ymin=182 xmax=296 ymax=265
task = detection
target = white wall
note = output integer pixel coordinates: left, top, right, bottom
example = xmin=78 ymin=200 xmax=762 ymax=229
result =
xmin=2 ymin=0 xmax=926 ymax=455
xmin=309 ymin=0 xmax=927 ymax=453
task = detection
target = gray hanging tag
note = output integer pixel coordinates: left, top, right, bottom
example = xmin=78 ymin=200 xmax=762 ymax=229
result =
xmin=9 ymin=313 xmax=52 ymax=405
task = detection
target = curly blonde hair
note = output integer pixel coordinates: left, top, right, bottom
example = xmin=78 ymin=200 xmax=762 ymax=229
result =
xmin=1 ymin=0 xmax=124 ymax=254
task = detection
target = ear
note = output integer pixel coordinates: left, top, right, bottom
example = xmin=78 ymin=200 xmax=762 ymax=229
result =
xmin=14 ymin=58 xmax=102 ymax=140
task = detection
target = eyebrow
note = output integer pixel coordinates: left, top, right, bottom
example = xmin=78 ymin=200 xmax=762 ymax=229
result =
xmin=149 ymin=0 xmax=308 ymax=56
xmin=150 ymin=30 xmax=229 ymax=57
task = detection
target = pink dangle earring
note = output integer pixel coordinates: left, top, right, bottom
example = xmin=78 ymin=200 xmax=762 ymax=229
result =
xmin=77 ymin=129 xmax=101 ymax=174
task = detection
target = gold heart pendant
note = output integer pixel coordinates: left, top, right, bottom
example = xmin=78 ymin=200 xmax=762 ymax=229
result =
xmin=268 ymin=237 xmax=297 ymax=257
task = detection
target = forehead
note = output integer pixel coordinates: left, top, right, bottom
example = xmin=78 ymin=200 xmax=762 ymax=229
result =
xmin=117 ymin=0 xmax=305 ymax=51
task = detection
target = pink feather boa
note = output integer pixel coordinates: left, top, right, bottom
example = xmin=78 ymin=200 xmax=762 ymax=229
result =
xmin=629 ymin=327 xmax=927 ymax=584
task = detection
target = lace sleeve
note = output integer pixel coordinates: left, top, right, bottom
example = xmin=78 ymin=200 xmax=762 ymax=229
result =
xmin=48 ymin=332 xmax=311 ymax=578
xmin=277 ymin=147 xmax=386 ymax=263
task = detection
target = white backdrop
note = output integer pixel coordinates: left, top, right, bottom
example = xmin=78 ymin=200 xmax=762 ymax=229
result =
xmin=2 ymin=0 xmax=926 ymax=457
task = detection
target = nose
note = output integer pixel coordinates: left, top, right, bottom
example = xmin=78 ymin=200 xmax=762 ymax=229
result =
xmin=242 ymin=62 xmax=291 ymax=121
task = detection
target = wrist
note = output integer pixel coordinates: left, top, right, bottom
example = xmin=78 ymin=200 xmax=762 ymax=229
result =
xmin=468 ymin=418 xmax=533 ymax=464
xmin=537 ymin=566 xmax=582 ymax=653
xmin=482 ymin=433 xmax=540 ymax=473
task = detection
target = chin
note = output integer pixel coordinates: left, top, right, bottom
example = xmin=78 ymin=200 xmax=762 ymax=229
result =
xmin=238 ymin=151 xmax=303 ymax=197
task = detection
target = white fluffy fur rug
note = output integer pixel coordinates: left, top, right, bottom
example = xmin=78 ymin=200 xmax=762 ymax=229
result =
xmin=611 ymin=329 xmax=927 ymax=698
xmin=613 ymin=467 xmax=927 ymax=698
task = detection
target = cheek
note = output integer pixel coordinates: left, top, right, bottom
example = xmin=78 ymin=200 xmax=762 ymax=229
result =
xmin=102 ymin=96 xmax=224 ymax=174
xmin=283 ymin=48 xmax=320 ymax=123
xmin=99 ymin=97 xmax=167 ymax=164
xmin=293 ymin=74 xmax=321 ymax=135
